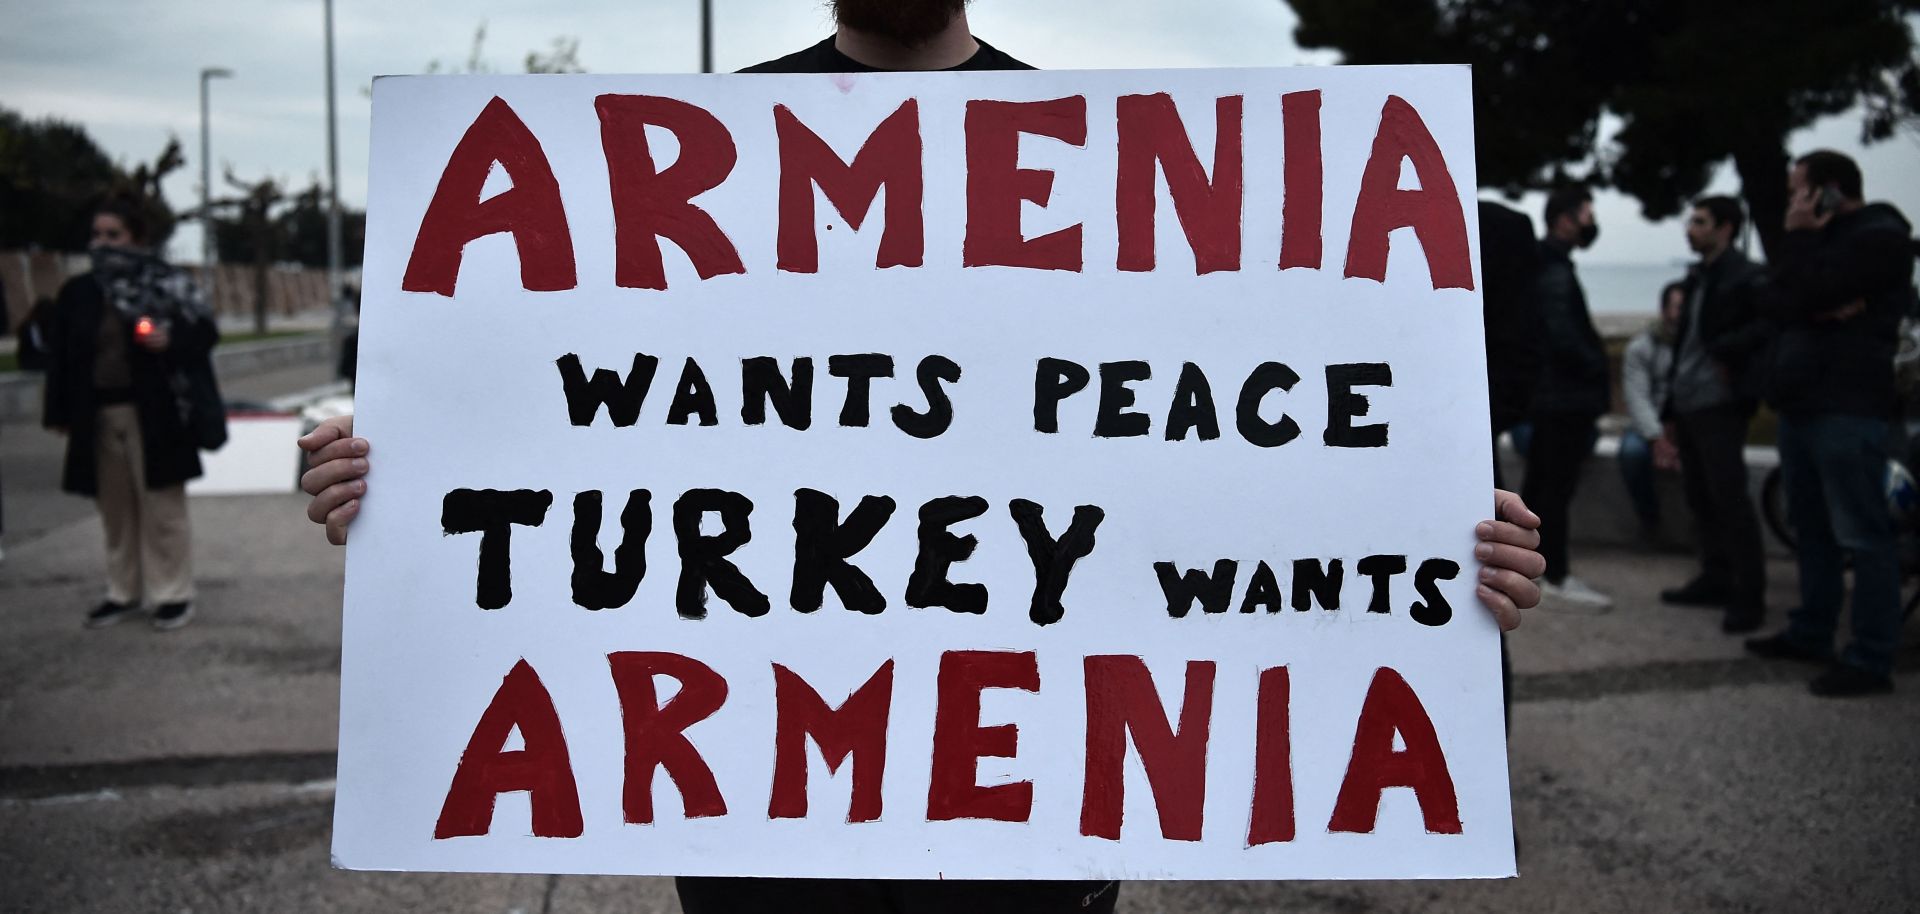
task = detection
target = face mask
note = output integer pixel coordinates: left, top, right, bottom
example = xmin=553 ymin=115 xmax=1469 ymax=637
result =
xmin=89 ymin=245 xmax=145 ymax=280
xmin=1577 ymin=222 xmax=1600 ymax=249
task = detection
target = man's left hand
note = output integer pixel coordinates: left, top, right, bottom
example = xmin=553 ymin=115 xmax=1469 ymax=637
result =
xmin=1784 ymin=186 xmax=1832 ymax=233
xmin=1653 ymin=435 xmax=1681 ymax=472
xmin=1475 ymin=489 xmax=1545 ymax=632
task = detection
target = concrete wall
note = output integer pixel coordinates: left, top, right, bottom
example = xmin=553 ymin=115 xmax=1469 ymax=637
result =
xmin=1498 ymin=431 xmax=1790 ymax=559
xmin=1 ymin=250 xmax=332 ymax=332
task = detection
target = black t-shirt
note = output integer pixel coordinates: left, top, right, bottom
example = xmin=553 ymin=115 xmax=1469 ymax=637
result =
xmin=740 ymin=35 xmax=1033 ymax=73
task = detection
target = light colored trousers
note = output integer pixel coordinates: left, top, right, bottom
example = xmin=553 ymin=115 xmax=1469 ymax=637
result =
xmin=94 ymin=404 xmax=194 ymax=604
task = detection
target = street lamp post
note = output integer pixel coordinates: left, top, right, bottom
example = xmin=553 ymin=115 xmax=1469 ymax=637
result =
xmin=199 ymin=67 xmax=232 ymax=304
xmin=701 ymin=0 xmax=713 ymax=73
xmin=324 ymin=0 xmax=346 ymax=361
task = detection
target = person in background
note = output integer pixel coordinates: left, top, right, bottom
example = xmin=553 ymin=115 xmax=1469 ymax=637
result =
xmin=1746 ymin=150 xmax=1913 ymax=697
xmin=1619 ymin=281 xmax=1685 ymax=536
xmin=1523 ymin=185 xmax=1613 ymax=610
xmin=1478 ymin=199 xmax=1546 ymax=722
xmin=1480 ymin=200 xmax=1545 ymax=492
xmin=336 ymin=283 xmax=360 ymax=391
xmin=1659 ymin=195 xmax=1770 ymax=632
xmin=41 ymin=195 xmax=219 ymax=631
xmin=1 ymin=280 xmax=6 ymax=563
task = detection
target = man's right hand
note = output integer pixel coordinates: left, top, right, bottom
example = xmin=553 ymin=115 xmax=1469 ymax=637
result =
xmin=298 ymin=415 xmax=368 ymax=546
xmin=1653 ymin=429 xmax=1681 ymax=472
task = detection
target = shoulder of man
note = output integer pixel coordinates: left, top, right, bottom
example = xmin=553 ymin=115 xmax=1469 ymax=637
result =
xmin=740 ymin=35 xmax=1036 ymax=74
xmin=1716 ymin=251 xmax=1765 ymax=288
xmin=967 ymin=39 xmax=1037 ymax=71
xmin=738 ymin=36 xmax=839 ymax=73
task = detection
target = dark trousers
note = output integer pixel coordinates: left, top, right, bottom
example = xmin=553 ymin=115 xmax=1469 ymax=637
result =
xmin=675 ymin=877 xmax=1120 ymax=914
xmin=1777 ymin=414 xmax=1903 ymax=676
xmin=1616 ymin=428 xmax=1660 ymax=527
xmin=1521 ymin=412 xmax=1599 ymax=584
xmin=1674 ymin=404 xmax=1765 ymax=618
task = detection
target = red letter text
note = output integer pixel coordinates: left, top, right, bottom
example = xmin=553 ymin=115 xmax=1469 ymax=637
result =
xmin=776 ymin=100 xmax=924 ymax=273
xmin=1115 ymin=94 xmax=1243 ymax=274
xmin=434 ymin=658 xmax=583 ymax=839
xmin=1246 ymin=665 xmax=1295 ymax=845
xmin=596 ymin=95 xmax=746 ymax=291
xmin=1080 ymin=656 xmax=1216 ymax=841
xmin=1328 ymin=666 xmax=1462 ymax=834
xmin=1343 ymin=95 xmax=1474 ymax=290
xmin=963 ymin=97 xmax=1087 ymax=272
xmin=1278 ymin=90 xmax=1323 ymax=271
xmin=608 ymin=651 xmax=730 ymax=824
xmin=927 ymin=650 xmax=1039 ymax=822
xmin=769 ymin=660 xmax=896 ymax=823
xmin=403 ymin=97 xmax=576 ymax=297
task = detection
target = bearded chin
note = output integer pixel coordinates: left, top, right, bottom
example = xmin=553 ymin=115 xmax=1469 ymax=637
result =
xmin=832 ymin=0 xmax=968 ymax=47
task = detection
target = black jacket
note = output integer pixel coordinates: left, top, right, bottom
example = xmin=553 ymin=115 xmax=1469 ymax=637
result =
xmin=1670 ymin=248 xmax=1769 ymax=407
xmin=1479 ymin=201 xmax=1545 ymax=431
xmin=42 ymin=272 xmax=218 ymax=496
xmin=1760 ymin=202 xmax=1914 ymax=418
xmin=1529 ymin=239 xmax=1610 ymax=416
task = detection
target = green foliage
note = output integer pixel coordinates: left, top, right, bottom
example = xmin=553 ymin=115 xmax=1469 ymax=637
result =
xmin=1283 ymin=0 xmax=1920 ymax=256
xmin=0 ymin=107 xmax=182 ymax=250
xmin=210 ymin=178 xmax=365 ymax=269
xmin=1864 ymin=52 xmax=1920 ymax=140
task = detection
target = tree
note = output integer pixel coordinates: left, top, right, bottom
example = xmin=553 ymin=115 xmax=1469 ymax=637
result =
xmin=423 ymin=21 xmax=587 ymax=75
xmin=525 ymin=36 xmax=586 ymax=74
xmin=1282 ymin=0 xmax=1920 ymax=258
xmin=0 ymin=106 xmax=184 ymax=250
xmin=209 ymin=170 xmax=285 ymax=335
xmin=1864 ymin=51 xmax=1920 ymax=141
xmin=209 ymin=176 xmax=368 ymax=332
xmin=212 ymin=179 xmax=366 ymax=269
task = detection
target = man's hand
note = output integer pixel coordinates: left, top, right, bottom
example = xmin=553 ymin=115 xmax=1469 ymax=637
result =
xmin=1784 ymin=186 xmax=1832 ymax=233
xmin=1652 ymin=434 xmax=1681 ymax=472
xmin=298 ymin=415 xmax=367 ymax=546
xmin=1476 ymin=489 xmax=1545 ymax=632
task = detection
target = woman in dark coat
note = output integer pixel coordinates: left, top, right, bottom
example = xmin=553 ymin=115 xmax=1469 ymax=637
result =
xmin=42 ymin=197 xmax=219 ymax=631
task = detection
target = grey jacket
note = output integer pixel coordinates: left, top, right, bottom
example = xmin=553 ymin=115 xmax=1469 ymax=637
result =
xmin=1622 ymin=324 xmax=1675 ymax=441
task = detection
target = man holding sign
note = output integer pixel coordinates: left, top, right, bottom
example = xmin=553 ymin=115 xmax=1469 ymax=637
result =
xmin=301 ymin=1 xmax=1545 ymax=909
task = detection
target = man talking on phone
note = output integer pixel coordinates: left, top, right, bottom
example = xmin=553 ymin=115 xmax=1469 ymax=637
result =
xmin=1745 ymin=150 xmax=1914 ymax=697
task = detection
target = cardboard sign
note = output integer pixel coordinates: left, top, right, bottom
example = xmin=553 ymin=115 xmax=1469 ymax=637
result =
xmin=336 ymin=65 xmax=1510 ymax=880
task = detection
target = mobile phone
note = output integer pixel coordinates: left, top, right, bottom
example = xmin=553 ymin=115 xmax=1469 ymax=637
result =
xmin=1814 ymin=186 xmax=1843 ymax=218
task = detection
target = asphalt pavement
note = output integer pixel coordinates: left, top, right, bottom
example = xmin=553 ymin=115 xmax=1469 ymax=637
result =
xmin=1 ymin=361 xmax=1916 ymax=913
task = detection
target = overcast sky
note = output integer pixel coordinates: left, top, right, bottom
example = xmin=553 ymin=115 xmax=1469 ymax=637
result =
xmin=4 ymin=0 xmax=1916 ymax=267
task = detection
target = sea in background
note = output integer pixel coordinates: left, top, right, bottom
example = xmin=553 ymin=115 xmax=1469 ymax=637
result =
xmin=1579 ymin=260 xmax=1696 ymax=337
xmin=1581 ymin=260 xmax=1695 ymax=315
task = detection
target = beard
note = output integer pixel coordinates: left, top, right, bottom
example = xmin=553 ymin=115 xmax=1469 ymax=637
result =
xmin=831 ymin=0 xmax=968 ymax=47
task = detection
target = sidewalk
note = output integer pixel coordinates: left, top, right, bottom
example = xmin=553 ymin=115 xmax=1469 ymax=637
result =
xmin=2 ymin=419 xmax=1917 ymax=910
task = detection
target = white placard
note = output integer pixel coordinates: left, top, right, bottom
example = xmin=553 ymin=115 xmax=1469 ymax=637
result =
xmin=336 ymin=65 xmax=1509 ymax=881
